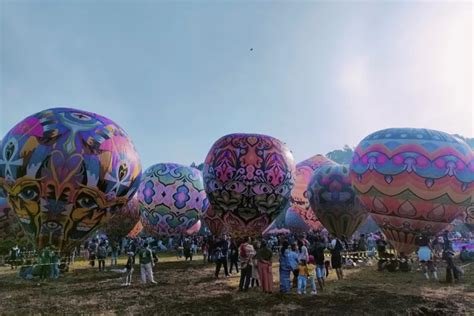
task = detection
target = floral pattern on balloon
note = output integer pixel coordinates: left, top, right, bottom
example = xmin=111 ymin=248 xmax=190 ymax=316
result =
xmin=308 ymin=163 xmax=368 ymax=238
xmin=350 ymin=128 xmax=474 ymax=254
xmin=138 ymin=163 xmax=209 ymax=236
xmin=0 ymin=108 xmax=142 ymax=252
xmin=204 ymin=133 xmax=295 ymax=237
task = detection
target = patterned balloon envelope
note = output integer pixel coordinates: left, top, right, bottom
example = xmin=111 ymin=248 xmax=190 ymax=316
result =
xmin=102 ymin=193 xmax=140 ymax=242
xmin=285 ymin=206 xmax=320 ymax=233
xmin=138 ymin=163 xmax=209 ymax=236
xmin=350 ymin=128 xmax=474 ymax=254
xmin=185 ymin=220 xmax=201 ymax=235
xmin=203 ymin=133 xmax=295 ymax=238
xmin=127 ymin=221 xmax=143 ymax=238
xmin=290 ymin=155 xmax=335 ymax=232
xmin=203 ymin=205 xmax=227 ymax=237
xmin=263 ymin=209 xmax=290 ymax=235
xmin=308 ymin=163 xmax=368 ymax=239
xmin=0 ymin=186 xmax=24 ymax=241
xmin=0 ymin=108 xmax=142 ymax=253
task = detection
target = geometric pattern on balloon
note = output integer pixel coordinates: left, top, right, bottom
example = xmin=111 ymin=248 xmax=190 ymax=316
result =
xmin=350 ymin=128 xmax=474 ymax=253
xmin=291 ymin=155 xmax=334 ymax=229
xmin=203 ymin=133 xmax=295 ymax=238
xmin=138 ymin=163 xmax=209 ymax=236
xmin=307 ymin=163 xmax=368 ymax=238
xmin=0 ymin=108 xmax=142 ymax=252
xmin=102 ymin=193 xmax=141 ymax=242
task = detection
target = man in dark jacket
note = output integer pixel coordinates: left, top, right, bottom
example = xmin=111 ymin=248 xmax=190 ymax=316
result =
xmin=214 ymin=236 xmax=229 ymax=278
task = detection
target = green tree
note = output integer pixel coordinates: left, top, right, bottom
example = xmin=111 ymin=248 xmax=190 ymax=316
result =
xmin=325 ymin=145 xmax=354 ymax=165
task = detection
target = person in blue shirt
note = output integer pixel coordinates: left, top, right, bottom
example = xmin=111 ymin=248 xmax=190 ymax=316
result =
xmin=279 ymin=241 xmax=292 ymax=293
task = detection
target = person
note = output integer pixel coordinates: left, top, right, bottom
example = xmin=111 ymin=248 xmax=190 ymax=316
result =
xmin=310 ymin=236 xmax=326 ymax=291
xmin=122 ymin=251 xmax=135 ymax=286
xmin=330 ymin=235 xmax=344 ymax=280
xmin=279 ymin=241 xmax=293 ymax=294
xmin=202 ymin=241 xmax=209 ymax=262
xmin=297 ymin=259 xmax=308 ymax=295
xmin=357 ymin=234 xmax=367 ymax=252
xmin=250 ymin=241 xmax=260 ymax=288
xmin=417 ymin=242 xmax=438 ymax=281
xmin=442 ymin=230 xmax=451 ymax=251
xmin=367 ymin=234 xmax=376 ymax=257
xmin=110 ymin=241 xmax=118 ymax=266
xmin=9 ymin=245 xmax=20 ymax=270
xmin=88 ymin=239 xmax=98 ymax=267
xmin=376 ymin=235 xmax=388 ymax=257
xmin=229 ymin=239 xmax=239 ymax=274
xmin=443 ymin=248 xmax=461 ymax=283
xmin=183 ymin=240 xmax=192 ymax=261
xmin=297 ymin=239 xmax=309 ymax=262
xmin=256 ymin=240 xmax=273 ymax=293
xmin=50 ymin=251 xmax=60 ymax=279
xmin=290 ymin=242 xmax=300 ymax=288
xmin=214 ymin=237 xmax=229 ymax=278
xmin=307 ymin=255 xmax=317 ymax=295
xmin=398 ymin=252 xmax=412 ymax=272
xmin=239 ymin=237 xmax=256 ymax=291
xmin=38 ymin=247 xmax=52 ymax=282
xmin=139 ymin=243 xmax=157 ymax=284
xmin=97 ymin=242 xmax=107 ymax=271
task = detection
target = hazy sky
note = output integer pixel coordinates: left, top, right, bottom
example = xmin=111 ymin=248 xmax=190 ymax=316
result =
xmin=1 ymin=1 xmax=472 ymax=169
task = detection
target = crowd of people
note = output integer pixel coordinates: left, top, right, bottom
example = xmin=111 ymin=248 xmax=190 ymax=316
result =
xmin=3 ymin=227 xmax=472 ymax=291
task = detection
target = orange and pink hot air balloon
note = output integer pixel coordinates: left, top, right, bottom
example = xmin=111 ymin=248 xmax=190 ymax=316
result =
xmin=288 ymin=155 xmax=335 ymax=232
xmin=350 ymin=128 xmax=474 ymax=254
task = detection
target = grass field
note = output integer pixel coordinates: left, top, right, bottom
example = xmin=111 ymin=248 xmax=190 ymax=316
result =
xmin=0 ymin=254 xmax=472 ymax=315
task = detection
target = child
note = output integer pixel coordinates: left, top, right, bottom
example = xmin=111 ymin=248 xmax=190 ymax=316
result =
xmin=307 ymin=256 xmax=317 ymax=295
xmin=297 ymin=259 xmax=309 ymax=295
xmin=122 ymin=252 xmax=134 ymax=286
xmin=418 ymin=245 xmax=438 ymax=281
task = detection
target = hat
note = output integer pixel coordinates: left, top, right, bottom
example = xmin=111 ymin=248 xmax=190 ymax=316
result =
xmin=127 ymin=251 xmax=134 ymax=256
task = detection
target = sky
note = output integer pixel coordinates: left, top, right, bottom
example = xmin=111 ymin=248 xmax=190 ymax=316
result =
xmin=1 ymin=1 xmax=472 ymax=170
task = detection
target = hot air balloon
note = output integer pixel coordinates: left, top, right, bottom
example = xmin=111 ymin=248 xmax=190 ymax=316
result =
xmin=102 ymin=194 xmax=140 ymax=242
xmin=203 ymin=206 xmax=227 ymax=237
xmin=350 ymin=128 xmax=474 ymax=254
xmin=308 ymin=162 xmax=368 ymax=238
xmin=186 ymin=220 xmax=202 ymax=235
xmin=289 ymin=155 xmax=335 ymax=232
xmin=127 ymin=221 xmax=143 ymax=238
xmin=284 ymin=206 xmax=316 ymax=233
xmin=263 ymin=210 xmax=290 ymax=235
xmin=138 ymin=163 xmax=209 ymax=236
xmin=0 ymin=108 xmax=141 ymax=253
xmin=203 ymin=133 xmax=295 ymax=237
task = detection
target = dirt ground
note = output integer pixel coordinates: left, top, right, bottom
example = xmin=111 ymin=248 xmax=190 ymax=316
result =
xmin=0 ymin=254 xmax=472 ymax=315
